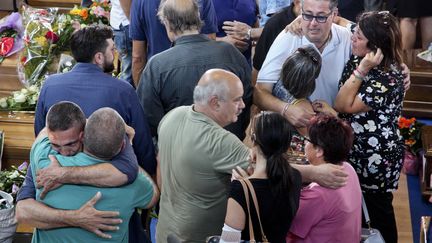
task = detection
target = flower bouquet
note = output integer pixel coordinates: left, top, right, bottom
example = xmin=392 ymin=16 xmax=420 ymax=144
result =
xmin=399 ymin=116 xmax=425 ymax=175
xmin=0 ymin=85 xmax=39 ymax=111
xmin=0 ymin=161 xmax=28 ymax=203
xmin=18 ymin=6 xmax=75 ymax=87
xmin=69 ymin=0 xmax=111 ymax=26
xmin=0 ymin=12 xmax=24 ymax=64
xmin=399 ymin=117 xmax=424 ymax=154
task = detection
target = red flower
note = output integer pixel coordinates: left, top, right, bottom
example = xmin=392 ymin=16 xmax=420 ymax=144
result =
xmin=45 ymin=31 xmax=59 ymax=43
xmin=0 ymin=37 xmax=14 ymax=56
xmin=21 ymin=56 xmax=27 ymax=63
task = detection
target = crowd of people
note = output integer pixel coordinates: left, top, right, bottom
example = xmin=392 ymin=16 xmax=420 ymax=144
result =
xmin=14 ymin=0 xmax=426 ymax=242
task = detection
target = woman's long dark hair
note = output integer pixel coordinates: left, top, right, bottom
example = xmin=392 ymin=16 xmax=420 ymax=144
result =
xmin=252 ymin=112 xmax=297 ymax=214
xmin=358 ymin=11 xmax=402 ymax=70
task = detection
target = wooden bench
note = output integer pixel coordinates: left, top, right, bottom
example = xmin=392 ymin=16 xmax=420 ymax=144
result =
xmin=0 ymin=111 xmax=35 ymax=170
xmin=26 ymin=0 xmax=81 ymax=8
xmin=0 ymin=53 xmax=24 ymax=98
xmin=402 ymin=49 xmax=432 ymax=118
xmin=420 ymin=126 xmax=432 ymax=199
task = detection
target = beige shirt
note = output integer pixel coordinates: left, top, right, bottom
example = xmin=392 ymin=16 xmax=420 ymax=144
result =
xmin=156 ymin=106 xmax=249 ymax=243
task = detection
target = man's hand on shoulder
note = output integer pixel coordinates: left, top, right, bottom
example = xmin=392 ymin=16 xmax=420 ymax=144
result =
xmin=313 ymin=163 xmax=348 ymax=189
xmin=71 ymin=192 xmax=122 ymax=239
xmin=36 ymin=155 xmax=67 ymax=199
xmin=401 ymin=63 xmax=411 ymax=92
xmin=285 ymin=15 xmax=302 ymax=36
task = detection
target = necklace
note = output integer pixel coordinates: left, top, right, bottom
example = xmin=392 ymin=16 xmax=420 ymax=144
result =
xmin=317 ymin=32 xmax=332 ymax=52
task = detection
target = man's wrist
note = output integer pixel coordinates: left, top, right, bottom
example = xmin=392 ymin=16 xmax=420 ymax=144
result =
xmin=281 ymin=102 xmax=290 ymax=117
xmin=246 ymin=28 xmax=252 ymax=40
xmin=60 ymin=210 xmax=76 ymax=227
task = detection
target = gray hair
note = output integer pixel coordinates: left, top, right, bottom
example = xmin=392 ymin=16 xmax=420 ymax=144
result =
xmin=84 ymin=108 xmax=125 ymax=160
xmin=280 ymin=45 xmax=322 ymax=99
xmin=158 ymin=0 xmax=203 ymax=34
xmin=46 ymin=101 xmax=86 ymax=132
xmin=301 ymin=0 xmax=338 ymax=11
xmin=193 ymin=81 xmax=229 ymax=106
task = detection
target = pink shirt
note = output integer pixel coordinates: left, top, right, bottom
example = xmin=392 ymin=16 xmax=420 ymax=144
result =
xmin=287 ymin=162 xmax=362 ymax=243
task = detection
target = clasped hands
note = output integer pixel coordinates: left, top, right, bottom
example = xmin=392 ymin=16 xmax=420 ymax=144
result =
xmin=221 ymin=20 xmax=251 ymax=52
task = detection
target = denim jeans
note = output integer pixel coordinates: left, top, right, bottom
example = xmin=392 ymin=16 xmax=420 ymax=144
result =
xmin=113 ymin=24 xmax=134 ymax=86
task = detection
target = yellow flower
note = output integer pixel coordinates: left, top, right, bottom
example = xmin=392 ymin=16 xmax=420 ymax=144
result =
xmin=69 ymin=8 xmax=81 ymax=16
xmin=34 ymin=36 xmax=48 ymax=47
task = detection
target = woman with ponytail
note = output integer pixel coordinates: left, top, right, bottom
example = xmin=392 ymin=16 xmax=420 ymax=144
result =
xmin=287 ymin=114 xmax=362 ymax=243
xmin=219 ymin=111 xmax=302 ymax=242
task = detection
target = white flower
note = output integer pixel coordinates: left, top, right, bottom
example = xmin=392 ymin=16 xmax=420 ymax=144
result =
xmin=368 ymin=153 xmax=382 ymax=167
xmin=10 ymin=170 xmax=19 ymax=179
xmin=351 ymin=122 xmax=364 ymax=133
xmin=14 ymin=93 xmax=27 ymax=103
xmin=368 ymin=137 xmax=379 ymax=147
xmin=366 ymin=86 xmax=373 ymax=93
xmin=20 ymin=88 xmax=28 ymax=94
xmin=364 ymin=120 xmax=377 ymax=132
xmin=381 ymin=127 xmax=392 ymax=139
xmin=379 ymin=114 xmax=388 ymax=123
xmin=0 ymin=98 xmax=7 ymax=108
xmin=387 ymin=141 xmax=396 ymax=149
xmin=28 ymin=85 xmax=38 ymax=93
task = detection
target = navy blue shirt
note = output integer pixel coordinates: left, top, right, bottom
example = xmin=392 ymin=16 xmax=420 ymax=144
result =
xmin=129 ymin=0 xmax=218 ymax=61
xmin=17 ymin=137 xmax=138 ymax=201
xmin=34 ymin=63 xmax=156 ymax=174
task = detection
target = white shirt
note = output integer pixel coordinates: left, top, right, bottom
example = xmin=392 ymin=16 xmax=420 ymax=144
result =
xmin=110 ymin=0 xmax=130 ymax=29
xmin=257 ymin=24 xmax=352 ymax=105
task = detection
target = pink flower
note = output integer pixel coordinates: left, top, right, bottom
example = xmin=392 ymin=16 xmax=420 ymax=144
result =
xmin=12 ymin=184 xmax=19 ymax=194
xmin=18 ymin=161 xmax=28 ymax=171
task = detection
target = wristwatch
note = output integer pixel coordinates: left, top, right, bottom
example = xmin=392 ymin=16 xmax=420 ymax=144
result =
xmin=246 ymin=28 xmax=252 ymax=41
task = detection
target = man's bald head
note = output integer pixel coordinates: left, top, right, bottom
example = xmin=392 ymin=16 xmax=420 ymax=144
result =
xmin=193 ymin=69 xmax=245 ymax=127
xmin=193 ymin=69 xmax=241 ymax=105
xmin=84 ymin=107 xmax=125 ymax=160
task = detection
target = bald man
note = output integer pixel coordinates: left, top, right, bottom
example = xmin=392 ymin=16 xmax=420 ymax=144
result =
xmin=156 ymin=69 xmax=348 ymax=242
xmin=156 ymin=69 xmax=250 ymax=242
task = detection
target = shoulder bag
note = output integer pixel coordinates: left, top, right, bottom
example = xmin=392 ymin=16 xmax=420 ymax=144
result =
xmin=361 ymin=196 xmax=385 ymax=243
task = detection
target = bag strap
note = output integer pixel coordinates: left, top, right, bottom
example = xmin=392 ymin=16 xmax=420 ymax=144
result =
xmin=362 ymin=196 xmax=372 ymax=230
xmin=239 ymin=179 xmax=256 ymax=242
xmin=243 ymin=178 xmax=269 ymax=243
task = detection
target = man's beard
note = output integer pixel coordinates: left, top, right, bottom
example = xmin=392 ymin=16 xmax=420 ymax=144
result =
xmin=103 ymin=60 xmax=115 ymax=73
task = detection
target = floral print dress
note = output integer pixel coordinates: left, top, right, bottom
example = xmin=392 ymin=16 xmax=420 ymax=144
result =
xmin=338 ymin=55 xmax=405 ymax=193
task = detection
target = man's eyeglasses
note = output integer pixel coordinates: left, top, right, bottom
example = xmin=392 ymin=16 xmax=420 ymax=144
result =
xmin=301 ymin=10 xmax=333 ymax=23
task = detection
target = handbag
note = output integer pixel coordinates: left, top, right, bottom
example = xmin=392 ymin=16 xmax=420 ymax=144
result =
xmin=360 ymin=197 xmax=385 ymax=243
xmin=205 ymin=177 xmax=269 ymax=243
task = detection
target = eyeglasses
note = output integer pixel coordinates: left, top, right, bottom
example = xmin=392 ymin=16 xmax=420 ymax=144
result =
xmin=301 ymin=10 xmax=333 ymax=23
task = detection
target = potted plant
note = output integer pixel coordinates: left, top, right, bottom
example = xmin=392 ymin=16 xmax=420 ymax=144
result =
xmin=398 ymin=117 xmax=424 ymax=175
